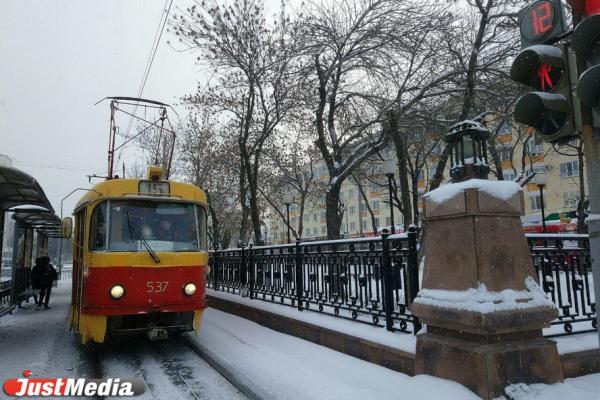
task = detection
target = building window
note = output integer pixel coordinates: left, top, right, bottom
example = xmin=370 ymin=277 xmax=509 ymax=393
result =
xmin=348 ymin=189 xmax=355 ymax=198
xmin=527 ymin=140 xmax=544 ymax=156
xmin=313 ymin=227 xmax=317 ymax=235
xmin=500 ymin=147 xmax=511 ymax=161
xmin=349 ymin=206 xmax=355 ymax=215
xmin=374 ymin=217 xmax=380 ymax=227
xmin=321 ymin=226 xmax=326 ymax=234
xmin=529 ymin=192 xmax=542 ymax=211
xmin=386 ymin=216 xmax=391 ymax=226
xmin=319 ymin=196 xmax=326 ymax=205
xmin=560 ymin=160 xmax=579 ymax=178
xmin=313 ymin=214 xmax=317 ymax=221
xmin=498 ymin=122 xmax=512 ymax=135
xmin=372 ymin=200 xmax=380 ymax=210
xmin=320 ymin=210 xmax=326 ymax=219
xmin=359 ymin=203 xmax=366 ymax=212
xmin=350 ymin=222 xmax=356 ymax=231
xmin=361 ymin=220 xmax=367 ymax=229
xmin=563 ymin=191 xmax=578 ymax=207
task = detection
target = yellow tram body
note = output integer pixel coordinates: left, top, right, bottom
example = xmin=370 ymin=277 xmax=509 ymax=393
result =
xmin=69 ymin=173 xmax=209 ymax=345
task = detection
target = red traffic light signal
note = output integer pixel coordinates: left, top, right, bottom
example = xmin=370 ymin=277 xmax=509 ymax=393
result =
xmin=511 ymin=45 xmax=576 ymax=142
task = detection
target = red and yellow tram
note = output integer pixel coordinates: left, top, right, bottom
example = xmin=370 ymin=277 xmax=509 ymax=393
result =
xmin=65 ymin=167 xmax=208 ymax=344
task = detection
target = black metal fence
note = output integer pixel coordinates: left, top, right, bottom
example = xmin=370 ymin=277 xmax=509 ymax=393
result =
xmin=209 ymin=232 xmax=596 ymax=338
xmin=0 ymin=280 xmax=11 ymax=309
xmin=526 ymin=233 xmax=596 ymax=338
xmin=209 ymin=228 xmax=422 ymax=333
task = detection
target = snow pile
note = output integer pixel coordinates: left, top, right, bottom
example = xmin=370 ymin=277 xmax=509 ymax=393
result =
xmin=413 ymin=276 xmax=556 ymax=313
xmin=585 ymin=213 xmax=600 ymax=224
xmin=504 ymin=373 xmax=600 ymax=400
xmin=424 ymin=179 xmax=522 ymax=204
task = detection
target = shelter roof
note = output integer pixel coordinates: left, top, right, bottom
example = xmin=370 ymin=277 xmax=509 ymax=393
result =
xmin=0 ymin=165 xmax=54 ymax=212
xmin=11 ymin=209 xmax=62 ymax=238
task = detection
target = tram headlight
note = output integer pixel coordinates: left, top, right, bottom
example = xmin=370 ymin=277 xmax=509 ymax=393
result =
xmin=110 ymin=285 xmax=125 ymax=299
xmin=184 ymin=283 xmax=197 ymax=296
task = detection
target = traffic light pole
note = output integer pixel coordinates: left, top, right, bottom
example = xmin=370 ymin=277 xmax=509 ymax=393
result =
xmin=582 ymin=122 xmax=600 ymax=347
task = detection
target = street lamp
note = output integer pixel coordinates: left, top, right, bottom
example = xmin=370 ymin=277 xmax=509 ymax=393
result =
xmin=283 ymin=193 xmax=293 ymax=244
xmin=446 ymin=120 xmax=491 ymax=183
xmin=533 ymin=172 xmax=548 ymax=233
xmin=383 ymin=159 xmax=396 ymax=234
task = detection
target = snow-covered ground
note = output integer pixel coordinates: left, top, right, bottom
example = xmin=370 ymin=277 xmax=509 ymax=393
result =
xmin=208 ymin=288 xmax=600 ymax=356
xmin=1 ymin=280 xmax=599 ymax=400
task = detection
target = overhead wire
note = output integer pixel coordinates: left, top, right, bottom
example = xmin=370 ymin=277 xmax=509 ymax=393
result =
xmin=11 ymin=160 xmax=106 ymax=173
xmin=116 ymin=0 xmax=174 ymax=168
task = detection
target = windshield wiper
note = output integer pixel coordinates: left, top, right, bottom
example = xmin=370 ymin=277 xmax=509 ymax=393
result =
xmin=126 ymin=211 xmax=160 ymax=263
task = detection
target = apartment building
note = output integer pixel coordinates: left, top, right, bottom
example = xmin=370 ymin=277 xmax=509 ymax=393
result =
xmin=265 ymin=130 xmax=586 ymax=244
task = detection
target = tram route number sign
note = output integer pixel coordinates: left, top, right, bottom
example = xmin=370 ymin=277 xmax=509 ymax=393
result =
xmin=518 ymin=0 xmax=567 ymax=47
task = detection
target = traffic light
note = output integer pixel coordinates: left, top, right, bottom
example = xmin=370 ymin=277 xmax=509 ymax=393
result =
xmin=511 ymin=0 xmax=577 ymax=143
xmin=571 ymin=8 xmax=600 ymax=112
xmin=511 ymin=45 xmax=576 ymax=142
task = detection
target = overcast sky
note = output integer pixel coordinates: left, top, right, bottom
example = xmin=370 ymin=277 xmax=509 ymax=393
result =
xmin=0 ymin=0 xmax=229 ymax=216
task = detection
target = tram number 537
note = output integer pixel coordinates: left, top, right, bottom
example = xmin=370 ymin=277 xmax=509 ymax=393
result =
xmin=146 ymin=281 xmax=169 ymax=293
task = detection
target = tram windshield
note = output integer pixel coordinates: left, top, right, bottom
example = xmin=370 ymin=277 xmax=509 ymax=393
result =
xmin=89 ymin=200 xmax=207 ymax=252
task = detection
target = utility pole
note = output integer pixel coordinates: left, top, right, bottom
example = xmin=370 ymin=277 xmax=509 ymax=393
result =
xmin=568 ymin=2 xmax=600 ymax=348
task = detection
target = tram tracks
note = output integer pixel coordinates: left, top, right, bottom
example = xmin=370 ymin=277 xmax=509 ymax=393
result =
xmin=86 ymin=334 xmax=255 ymax=400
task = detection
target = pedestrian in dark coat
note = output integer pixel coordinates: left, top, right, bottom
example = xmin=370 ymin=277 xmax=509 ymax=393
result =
xmin=31 ymin=257 xmax=44 ymax=291
xmin=35 ymin=256 xmax=58 ymax=309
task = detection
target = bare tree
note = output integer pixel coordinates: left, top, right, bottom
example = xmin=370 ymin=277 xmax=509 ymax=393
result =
xmin=429 ymin=0 xmax=521 ymax=190
xmin=262 ymin=129 xmax=319 ymax=238
xmin=179 ymin=113 xmax=242 ymax=249
xmin=298 ymin=0 xmax=425 ymax=239
xmin=172 ymin=0 xmax=302 ymax=244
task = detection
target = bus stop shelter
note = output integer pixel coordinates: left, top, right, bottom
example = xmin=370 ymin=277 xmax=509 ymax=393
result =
xmin=0 ymin=165 xmax=60 ymax=315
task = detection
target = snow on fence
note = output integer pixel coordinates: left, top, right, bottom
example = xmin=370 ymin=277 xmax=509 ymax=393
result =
xmin=209 ymin=232 xmax=596 ymax=338
xmin=526 ymin=235 xmax=596 ymax=337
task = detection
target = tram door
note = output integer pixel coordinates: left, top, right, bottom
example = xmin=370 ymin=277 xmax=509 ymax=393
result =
xmin=72 ymin=209 xmax=86 ymax=331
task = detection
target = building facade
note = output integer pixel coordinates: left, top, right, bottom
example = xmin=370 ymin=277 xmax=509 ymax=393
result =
xmin=265 ymin=131 xmax=586 ymax=244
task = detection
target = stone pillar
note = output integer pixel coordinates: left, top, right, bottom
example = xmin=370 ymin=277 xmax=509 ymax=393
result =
xmin=410 ymin=180 xmax=563 ymax=400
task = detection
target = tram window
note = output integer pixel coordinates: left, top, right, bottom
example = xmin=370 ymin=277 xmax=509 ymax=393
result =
xmin=89 ymin=202 xmax=107 ymax=251
xmin=107 ymin=200 xmax=201 ymax=252
xmin=196 ymin=205 xmax=207 ymax=251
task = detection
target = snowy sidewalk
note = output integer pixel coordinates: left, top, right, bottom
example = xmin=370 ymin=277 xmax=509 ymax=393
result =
xmin=0 ymin=280 xmax=96 ymax=382
xmin=190 ymin=307 xmax=600 ymax=400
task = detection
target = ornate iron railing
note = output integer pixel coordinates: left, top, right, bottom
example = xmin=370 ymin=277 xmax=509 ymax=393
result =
xmin=208 ymin=232 xmax=595 ymax=338
xmin=0 ymin=280 xmax=11 ymax=308
xmin=209 ymin=228 xmax=422 ymax=334
xmin=526 ymin=233 xmax=595 ymax=338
